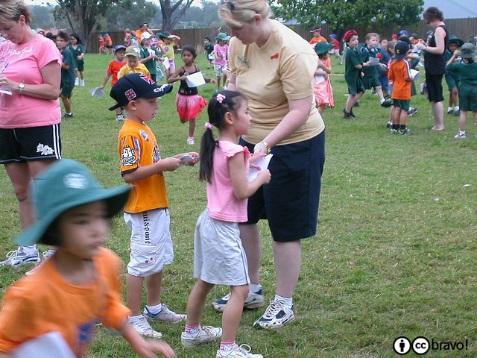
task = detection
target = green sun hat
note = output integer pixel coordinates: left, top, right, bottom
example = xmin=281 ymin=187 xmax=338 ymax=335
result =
xmin=314 ymin=42 xmax=332 ymax=55
xmin=448 ymin=35 xmax=464 ymax=48
xmin=17 ymin=159 xmax=130 ymax=246
xmin=460 ymin=42 xmax=476 ymax=59
xmin=216 ymin=32 xmax=229 ymax=41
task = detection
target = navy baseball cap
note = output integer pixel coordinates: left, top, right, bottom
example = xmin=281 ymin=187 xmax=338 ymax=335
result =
xmin=394 ymin=41 xmax=410 ymax=60
xmin=109 ymin=74 xmax=173 ymax=110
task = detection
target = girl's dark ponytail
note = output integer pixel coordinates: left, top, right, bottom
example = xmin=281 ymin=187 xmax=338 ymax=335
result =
xmin=199 ymin=126 xmax=216 ymax=182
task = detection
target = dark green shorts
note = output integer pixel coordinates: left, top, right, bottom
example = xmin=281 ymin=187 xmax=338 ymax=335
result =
xmin=77 ymin=61 xmax=84 ymax=72
xmin=61 ymin=85 xmax=74 ymax=98
xmin=346 ymin=77 xmax=365 ymax=96
xmin=392 ymin=99 xmax=410 ymax=111
xmin=363 ymin=74 xmax=381 ymax=90
xmin=445 ymin=73 xmax=457 ymax=90
xmin=459 ymin=84 xmax=477 ymax=112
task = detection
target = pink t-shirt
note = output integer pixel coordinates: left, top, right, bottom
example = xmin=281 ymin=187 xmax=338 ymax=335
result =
xmin=213 ymin=44 xmax=228 ymax=67
xmin=0 ymin=35 xmax=62 ymax=128
xmin=207 ymin=141 xmax=249 ymax=223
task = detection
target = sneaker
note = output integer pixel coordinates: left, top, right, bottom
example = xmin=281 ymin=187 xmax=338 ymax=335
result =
xmin=144 ymin=304 xmax=186 ymax=323
xmin=181 ymin=325 xmax=222 ymax=347
xmin=63 ymin=112 xmax=74 ymax=119
xmin=129 ymin=315 xmax=162 ymax=339
xmin=216 ymin=344 xmax=263 ymax=358
xmin=408 ymin=107 xmax=418 ymax=117
xmin=187 ymin=137 xmax=195 ymax=145
xmin=116 ymin=114 xmax=125 ymax=121
xmin=453 ymin=109 xmax=460 ymax=116
xmin=343 ymin=109 xmax=352 ymax=119
xmin=80 ymin=79 xmax=85 ymax=87
xmin=0 ymin=247 xmax=40 ymax=267
xmin=390 ymin=129 xmax=399 ymax=135
xmin=386 ymin=121 xmax=392 ymax=128
xmin=42 ymin=249 xmax=55 ymax=260
xmin=253 ymin=300 xmax=295 ymax=329
xmin=447 ymin=107 xmax=453 ymax=114
xmin=399 ymin=128 xmax=411 ymax=136
xmin=454 ymin=131 xmax=466 ymax=139
xmin=380 ymin=98 xmax=393 ymax=107
xmin=213 ymin=289 xmax=265 ymax=313
xmin=74 ymin=77 xmax=79 ymax=87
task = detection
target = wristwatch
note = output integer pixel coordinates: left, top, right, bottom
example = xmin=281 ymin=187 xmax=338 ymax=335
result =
xmin=18 ymin=82 xmax=25 ymax=93
xmin=255 ymin=141 xmax=271 ymax=154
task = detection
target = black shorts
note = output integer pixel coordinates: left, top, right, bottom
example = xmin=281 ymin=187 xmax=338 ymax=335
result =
xmin=61 ymin=85 xmax=74 ymax=98
xmin=0 ymin=124 xmax=62 ymax=164
xmin=240 ymin=131 xmax=325 ymax=242
xmin=425 ymin=73 xmax=444 ymax=103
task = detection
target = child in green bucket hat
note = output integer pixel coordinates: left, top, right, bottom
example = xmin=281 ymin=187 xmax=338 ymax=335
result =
xmin=0 ymin=159 xmax=175 ymax=358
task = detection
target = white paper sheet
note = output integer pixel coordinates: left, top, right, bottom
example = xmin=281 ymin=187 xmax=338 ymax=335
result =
xmin=247 ymin=154 xmax=273 ymax=182
xmin=12 ymin=332 xmax=75 ymax=358
xmin=186 ymin=72 xmax=206 ymax=87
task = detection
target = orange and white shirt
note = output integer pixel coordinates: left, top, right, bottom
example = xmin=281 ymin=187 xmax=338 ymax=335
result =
xmin=0 ymin=248 xmax=130 ymax=356
xmin=388 ymin=59 xmax=412 ymax=100
xmin=118 ymin=119 xmax=168 ymax=213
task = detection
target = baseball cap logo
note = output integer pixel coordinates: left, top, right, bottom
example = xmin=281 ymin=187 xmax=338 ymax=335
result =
xmin=63 ymin=173 xmax=88 ymax=189
xmin=125 ymin=88 xmax=137 ymax=101
xmin=140 ymin=76 xmax=155 ymax=85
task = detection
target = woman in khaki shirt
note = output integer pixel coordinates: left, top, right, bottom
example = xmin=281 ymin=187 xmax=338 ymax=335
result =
xmin=212 ymin=0 xmax=326 ymax=330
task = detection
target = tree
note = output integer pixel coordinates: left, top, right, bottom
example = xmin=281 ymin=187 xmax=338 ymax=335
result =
xmin=271 ymin=0 xmax=424 ymax=34
xmin=104 ymin=0 xmax=159 ymax=31
xmin=159 ymin=0 xmax=194 ymax=31
xmin=54 ymin=0 xmax=122 ymax=49
xmin=29 ymin=5 xmax=56 ymax=30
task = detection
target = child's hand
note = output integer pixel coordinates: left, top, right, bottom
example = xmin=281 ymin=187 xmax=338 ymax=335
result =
xmin=135 ymin=339 xmax=176 ymax=358
xmin=175 ymin=152 xmax=200 ymax=166
xmin=161 ymin=157 xmax=182 ymax=171
xmin=258 ymin=169 xmax=271 ymax=184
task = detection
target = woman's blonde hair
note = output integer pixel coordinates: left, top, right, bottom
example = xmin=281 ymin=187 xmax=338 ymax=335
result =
xmin=219 ymin=0 xmax=271 ymax=28
xmin=0 ymin=0 xmax=31 ymax=24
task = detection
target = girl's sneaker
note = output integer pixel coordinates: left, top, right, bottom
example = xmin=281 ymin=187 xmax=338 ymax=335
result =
xmin=143 ymin=304 xmax=186 ymax=323
xmin=181 ymin=325 xmax=222 ymax=347
xmin=129 ymin=315 xmax=162 ymax=339
xmin=216 ymin=344 xmax=263 ymax=358
xmin=187 ymin=137 xmax=195 ymax=145
xmin=0 ymin=247 xmax=40 ymax=267
xmin=454 ymin=131 xmax=466 ymax=139
xmin=212 ymin=289 xmax=264 ymax=312
xmin=253 ymin=300 xmax=295 ymax=330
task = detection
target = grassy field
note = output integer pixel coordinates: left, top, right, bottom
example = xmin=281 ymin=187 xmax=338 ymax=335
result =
xmin=1 ymin=51 xmax=476 ymax=358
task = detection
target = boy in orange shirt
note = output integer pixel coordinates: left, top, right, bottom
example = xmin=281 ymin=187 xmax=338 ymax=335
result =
xmin=0 ymin=159 xmax=175 ymax=358
xmin=111 ymin=74 xmax=199 ymax=338
xmin=388 ymin=41 xmax=412 ymax=135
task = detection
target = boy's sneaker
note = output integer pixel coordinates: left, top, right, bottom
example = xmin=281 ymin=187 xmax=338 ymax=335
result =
xmin=181 ymin=325 xmax=222 ymax=347
xmin=144 ymin=304 xmax=186 ymax=323
xmin=129 ymin=315 xmax=162 ymax=339
xmin=187 ymin=137 xmax=195 ymax=145
xmin=454 ymin=131 xmax=466 ymax=139
xmin=386 ymin=121 xmax=392 ymax=128
xmin=380 ymin=98 xmax=393 ymax=107
xmin=253 ymin=300 xmax=295 ymax=330
xmin=74 ymin=77 xmax=79 ymax=86
xmin=212 ymin=289 xmax=265 ymax=313
xmin=216 ymin=344 xmax=263 ymax=358
xmin=390 ymin=129 xmax=399 ymax=135
xmin=80 ymin=79 xmax=85 ymax=87
xmin=400 ymin=128 xmax=411 ymax=136
xmin=115 ymin=114 xmax=125 ymax=121
xmin=447 ymin=107 xmax=453 ymax=114
xmin=0 ymin=247 xmax=40 ymax=267
xmin=408 ymin=107 xmax=418 ymax=117
xmin=453 ymin=109 xmax=460 ymax=116
xmin=63 ymin=112 xmax=74 ymax=119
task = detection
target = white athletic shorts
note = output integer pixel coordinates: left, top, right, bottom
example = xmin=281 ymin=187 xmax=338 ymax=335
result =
xmin=124 ymin=209 xmax=174 ymax=277
xmin=193 ymin=209 xmax=249 ymax=286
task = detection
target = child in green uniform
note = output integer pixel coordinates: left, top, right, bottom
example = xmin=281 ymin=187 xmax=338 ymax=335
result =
xmin=447 ymin=43 xmax=477 ymax=139
xmin=69 ymin=34 xmax=85 ymax=87
xmin=343 ymin=30 xmax=364 ymax=118
xmin=361 ymin=33 xmax=393 ymax=108
xmin=444 ymin=35 xmax=464 ymax=116
xmin=56 ymin=31 xmax=76 ymax=118
xmin=140 ymin=35 xmax=161 ymax=82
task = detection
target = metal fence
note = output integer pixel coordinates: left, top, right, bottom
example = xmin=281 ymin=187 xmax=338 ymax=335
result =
xmin=91 ymin=18 xmax=477 ymax=53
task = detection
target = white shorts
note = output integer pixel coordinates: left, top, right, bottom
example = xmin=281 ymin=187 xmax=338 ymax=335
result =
xmin=124 ymin=209 xmax=174 ymax=277
xmin=214 ymin=64 xmax=226 ymax=77
xmin=193 ymin=209 xmax=249 ymax=286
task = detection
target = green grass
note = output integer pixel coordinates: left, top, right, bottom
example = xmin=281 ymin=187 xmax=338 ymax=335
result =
xmin=1 ymin=53 xmax=476 ymax=358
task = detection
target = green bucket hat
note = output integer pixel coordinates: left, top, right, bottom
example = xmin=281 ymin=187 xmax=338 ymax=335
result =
xmin=17 ymin=159 xmax=130 ymax=246
xmin=216 ymin=32 xmax=230 ymax=41
xmin=448 ymin=35 xmax=464 ymax=48
xmin=314 ymin=42 xmax=332 ymax=55
xmin=460 ymin=42 xmax=476 ymax=59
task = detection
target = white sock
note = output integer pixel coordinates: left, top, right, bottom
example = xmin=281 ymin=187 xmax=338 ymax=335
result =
xmin=128 ymin=314 xmax=143 ymax=322
xmin=380 ymin=98 xmax=385 ymax=104
xmin=250 ymin=283 xmax=262 ymax=293
xmin=274 ymin=294 xmax=293 ymax=308
xmin=146 ymin=303 xmax=163 ymax=314
xmin=454 ymin=106 xmax=460 ymax=111
xmin=448 ymin=106 xmax=452 ymax=111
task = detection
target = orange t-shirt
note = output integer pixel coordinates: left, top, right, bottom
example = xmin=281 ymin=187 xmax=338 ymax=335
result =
xmin=0 ymin=248 xmax=130 ymax=355
xmin=118 ymin=119 xmax=168 ymax=213
xmin=309 ymin=35 xmax=327 ymax=45
xmin=108 ymin=60 xmax=125 ymax=86
xmin=388 ymin=59 xmax=411 ymax=100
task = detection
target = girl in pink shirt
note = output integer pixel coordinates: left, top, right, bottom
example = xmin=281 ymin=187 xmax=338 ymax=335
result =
xmin=181 ymin=90 xmax=270 ymax=358
xmin=213 ymin=33 xmax=229 ymax=89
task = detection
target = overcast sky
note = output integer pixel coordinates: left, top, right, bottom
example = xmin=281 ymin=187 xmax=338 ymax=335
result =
xmin=24 ymin=0 xmax=208 ymax=5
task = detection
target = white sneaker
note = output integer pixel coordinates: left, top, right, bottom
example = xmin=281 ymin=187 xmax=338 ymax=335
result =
xmin=129 ymin=315 xmax=162 ymax=338
xmin=181 ymin=325 xmax=222 ymax=347
xmin=80 ymin=79 xmax=85 ymax=87
xmin=0 ymin=247 xmax=40 ymax=267
xmin=253 ymin=300 xmax=295 ymax=329
xmin=213 ymin=289 xmax=264 ymax=312
xmin=186 ymin=137 xmax=195 ymax=145
xmin=144 ymin=304 xmax=186 ymax=323
xmin=216 ymin=344 xmax=263 ymax=358
xmin=74 ymin=77 xmax=79 ymax=86
xmin=42 ymin=249 xmax=55 ymax=260
xmin=116 ymin=114 xmax=124 ymax=121
xmin=454 ymin=131 xmax=466 ymax=139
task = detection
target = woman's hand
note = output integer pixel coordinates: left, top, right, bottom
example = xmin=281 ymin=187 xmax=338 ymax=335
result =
xmin=0 ymin=76 xmax=17 ymax=91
